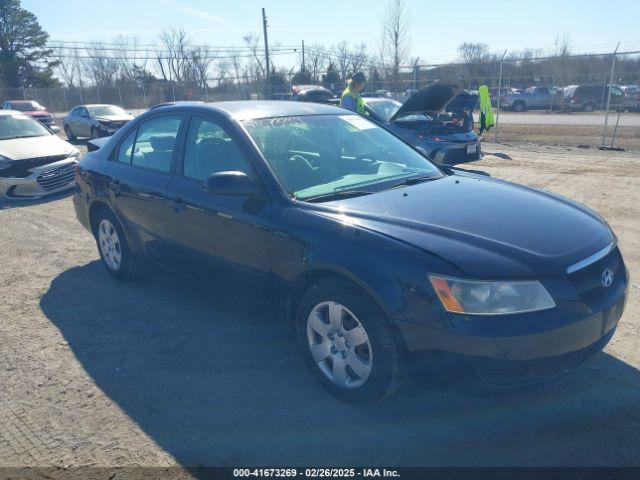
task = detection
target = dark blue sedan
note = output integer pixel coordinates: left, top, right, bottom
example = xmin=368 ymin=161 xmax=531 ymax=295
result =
xmin=73 ymin=101 xmax=628 ymax=403
xmin=363 ymin=85 xmax=481 ymax=166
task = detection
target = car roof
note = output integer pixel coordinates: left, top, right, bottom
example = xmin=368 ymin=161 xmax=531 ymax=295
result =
xmin=153 ymin=100 xmax=348 ymax=121
xmin=78 ymin=104 xmax=120 ymax=108
xmin=0 ymin=109 xmax=27 ymax=116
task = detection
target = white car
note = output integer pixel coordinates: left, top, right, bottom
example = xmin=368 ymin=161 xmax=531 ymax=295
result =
xmin=0 ymin=110 xmax=79 ymax=199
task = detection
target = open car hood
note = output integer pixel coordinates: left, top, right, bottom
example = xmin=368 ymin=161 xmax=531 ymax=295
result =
xmin=389 ymin=84 xmax=463 ymax=122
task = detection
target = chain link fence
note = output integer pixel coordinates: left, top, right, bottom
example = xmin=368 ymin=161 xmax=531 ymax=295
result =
xmin=1 ymin=50 xmax=638 ymax=149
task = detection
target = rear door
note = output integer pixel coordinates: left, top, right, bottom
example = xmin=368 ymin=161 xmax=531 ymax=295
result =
xmin=106 ymin=114 xmax=185 ymax=262
xmin=165 ymin=114 xmax=272 ymax=304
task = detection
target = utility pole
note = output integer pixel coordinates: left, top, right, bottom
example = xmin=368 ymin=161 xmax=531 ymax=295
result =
xmin=262 ymin=8 xmax=271 ymax=99
xmin=302 ymin=40 xmax=306 ymax=71
xmin=601 ymin=42 xmax=620 ymax=148
xmin=494 ymin=50 xmax=508 ymax=143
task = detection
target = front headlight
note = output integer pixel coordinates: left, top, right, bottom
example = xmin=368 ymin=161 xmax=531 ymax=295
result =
xmin=98 ymin=120 xmax=112 ymax=126
xmin=429 ymin=275 xmax=556 ymax=315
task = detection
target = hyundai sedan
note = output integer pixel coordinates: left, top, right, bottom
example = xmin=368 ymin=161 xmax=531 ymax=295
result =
xmin=0 ymin=110 xmax=79 ymax=199
xmin=73 ymin=101 xmax=628 ymax=403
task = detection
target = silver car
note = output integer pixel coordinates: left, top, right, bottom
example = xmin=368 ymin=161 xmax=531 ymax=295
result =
xmin=0 ymin=110 xmax=79 ymax=199
xmin=63 ymin=104 xmax=134 ymax=140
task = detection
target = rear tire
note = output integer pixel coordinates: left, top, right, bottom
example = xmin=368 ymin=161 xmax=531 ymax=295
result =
xmin=92 ymin=207 xmax=139 ymax=280
xmin=512 ymin=101 xmax=526 ymax=112
xmin=64 ymin=125 xmax=76 ymax=140
xmin=297 ymin=279 xmax=406 ymax=404
xmin=583 ymin=102 xmax=595 ymax=112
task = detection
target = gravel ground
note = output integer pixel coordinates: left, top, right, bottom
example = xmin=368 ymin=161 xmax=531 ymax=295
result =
xmin=0 ymin=142 xmax=639 ymax=474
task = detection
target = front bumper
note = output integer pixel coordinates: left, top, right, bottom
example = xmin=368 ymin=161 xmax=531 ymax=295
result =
xmin=431 ymin=141 xmax=482 ymax=166
xmin=397 ymin=260 xmax=628 ymax=387
xmin=0 ymin=158 xmax=77 ymax=199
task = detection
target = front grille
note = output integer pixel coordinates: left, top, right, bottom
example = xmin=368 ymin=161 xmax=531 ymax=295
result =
xmin=1 ymin=154 xmax=70 ymax=178
xmin=568 ymin=247 xmax=623 ymax=309
xmin=36 ymin=162 xmax=76 ymax=191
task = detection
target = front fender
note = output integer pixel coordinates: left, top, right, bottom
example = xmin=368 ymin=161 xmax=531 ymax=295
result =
xmin=270 ymin=205 xmax=458 ymax=332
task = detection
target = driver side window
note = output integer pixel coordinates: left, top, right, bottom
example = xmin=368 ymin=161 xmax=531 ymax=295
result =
xmin=182 ymin=117 xmax=251 ymax=181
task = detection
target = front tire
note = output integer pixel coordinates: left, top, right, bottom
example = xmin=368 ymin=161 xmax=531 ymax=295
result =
xmin=297 ymin=280 xmax=405 ymax=404
xmin=90 ymin=126 xmax=99 ymax=139
xmin=64 ymin=125 xmax=76 ymax=140
xmin=93 ymin=208 xmax=138 ymax=280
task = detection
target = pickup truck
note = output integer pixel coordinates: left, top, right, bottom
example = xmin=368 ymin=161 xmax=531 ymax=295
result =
xmin=500 ymin=86 xmax=561 ymax=112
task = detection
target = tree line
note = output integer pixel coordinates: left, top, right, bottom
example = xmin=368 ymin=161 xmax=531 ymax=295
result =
xmin=1 ymin=0 xmax=639 ymax=94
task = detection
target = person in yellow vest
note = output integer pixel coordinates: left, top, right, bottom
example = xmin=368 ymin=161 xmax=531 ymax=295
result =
xmin=340 ymin=72 xmax=366 ymax=114
xmin=478 ymin=85 xmax=495 ymax=134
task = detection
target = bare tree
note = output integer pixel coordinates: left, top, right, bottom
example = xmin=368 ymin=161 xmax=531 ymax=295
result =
xmin=553 ymin=33 xmax=571 ymax=86
xmin=53 ymin=48 xmax=80 ymax=87
xmin=85 ymin=42 xmax=119 ymax=86
xmin=306 ymin=43 xmax=326 ymax=82
xmin=242 ymin=32 xmax=265 ymax=79
xmin=157 ymin=28 xmax=192 ymax=82
xmin=190 ymin=45 xmax=213 ymax=88
xmin=381 ymin=0 xmax=410 ymax=85
xmin=457 ymin=42 xmax=489 ymax=83
xmin=334 ymin=41 xmax=351 ymax=81
xmin=350 ymin=43 xmax=368 ymax=74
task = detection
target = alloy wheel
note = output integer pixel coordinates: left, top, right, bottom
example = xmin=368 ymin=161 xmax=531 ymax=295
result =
xmin=98 ymin=219 xmax=122 ymax=271
xmin=306 ymin=301 xmax=373 ymax=389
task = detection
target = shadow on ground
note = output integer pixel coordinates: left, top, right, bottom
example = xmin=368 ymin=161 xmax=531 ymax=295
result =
xmin=40 ymin=262 xmax=640 ymax=468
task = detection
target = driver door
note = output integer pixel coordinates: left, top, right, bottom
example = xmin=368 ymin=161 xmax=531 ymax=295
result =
xmin=165 ymin=114 xmax=272 ymax=304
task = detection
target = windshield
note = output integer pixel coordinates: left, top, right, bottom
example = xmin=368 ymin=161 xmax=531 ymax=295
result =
xmin=244 ymin=114 xmax=442 ymax=201
xmin=88 ymin=105 xmax=126 ymax=116
xmin=0 ymin=113 xmax=51 ymax=140
xmin=10 ymin=101 xmax=44 ymax=112
xmin=365 ymin=99 xmax=401 ymax=122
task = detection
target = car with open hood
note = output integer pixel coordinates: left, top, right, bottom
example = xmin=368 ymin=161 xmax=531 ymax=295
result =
xmin=362 ymin=84 xmax=481 ymax=167
xmin=0 ymin=110 xmax=79 ymax=199
xmin=63 ymin=104 xmax=134 ymax=140
xmin=73 ymin=100 xmax=627 ymax=403
xmin=2 ymin=100 xmax=57 ymax=131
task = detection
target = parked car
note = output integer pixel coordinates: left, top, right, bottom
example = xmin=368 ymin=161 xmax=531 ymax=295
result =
xmin=363 ymin=84 xmax=481 ymax=166
xmin=621 ymin=85 xmax=640 ymax=112
xmin=63 ymin=104 xmax=134 ymax=140
xmin=291 ymin=85 xmax=335 ymax=103
xmin=500 ymin=86 xmax=561 ymax=112
xmin=2 ymin=100 xmax=57 ymax=130
xmin=561 ymin=84 xmax=624 ymax=112
xmin=73 ymin=100 xmax=627 ymax=403
xmin=0 ymin=110 xmax=79 ymax=199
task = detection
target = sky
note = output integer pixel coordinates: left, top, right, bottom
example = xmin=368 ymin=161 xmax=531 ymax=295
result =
xmin=22 ymin=0 xmax=640 ymax=67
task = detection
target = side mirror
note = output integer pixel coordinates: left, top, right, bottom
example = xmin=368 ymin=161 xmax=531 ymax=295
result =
xmin=49 ymin=125 xmax=61 ymax=134
xmin=203 ymin=171 xmax=261 ymax=197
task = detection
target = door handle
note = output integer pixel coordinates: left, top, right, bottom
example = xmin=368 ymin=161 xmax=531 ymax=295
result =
xmin=170 ymin=197 xmax=187 ymax=212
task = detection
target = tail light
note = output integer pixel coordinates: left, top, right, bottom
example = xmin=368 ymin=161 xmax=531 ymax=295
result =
xmin=571 ymin=95 xmax=579 ymax=104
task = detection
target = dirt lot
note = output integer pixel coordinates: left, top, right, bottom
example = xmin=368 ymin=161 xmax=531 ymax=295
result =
xmin=0 ymin=142 xmax=639 ymax=474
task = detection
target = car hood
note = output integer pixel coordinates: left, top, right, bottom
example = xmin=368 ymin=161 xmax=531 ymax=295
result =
xmin=307 ymin=174 xmax=613 ymax=277
xmin=390 ymin=84 xmax=462 ymax=121
xmin=0 ymin=134 xmax=77 ymax=160
xmin=95 ymin=114 xmax=133 ymax=122
xmin=23 ymin=110 xmax=51 ymax=117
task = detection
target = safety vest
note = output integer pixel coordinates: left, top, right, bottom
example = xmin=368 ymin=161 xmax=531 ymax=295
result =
xmin=341 ymin=81 xmax=366 ymax=115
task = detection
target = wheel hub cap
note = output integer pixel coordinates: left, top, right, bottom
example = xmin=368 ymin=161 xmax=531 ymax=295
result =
xmin=306 ymin=301 xmax=373 ymax=389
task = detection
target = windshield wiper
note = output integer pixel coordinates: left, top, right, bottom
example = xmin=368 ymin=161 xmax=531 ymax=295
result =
xmin=302 ymin=190 xmax=375 ymax=203
xmin=386 ymin=175 xmax=441 ymax=190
